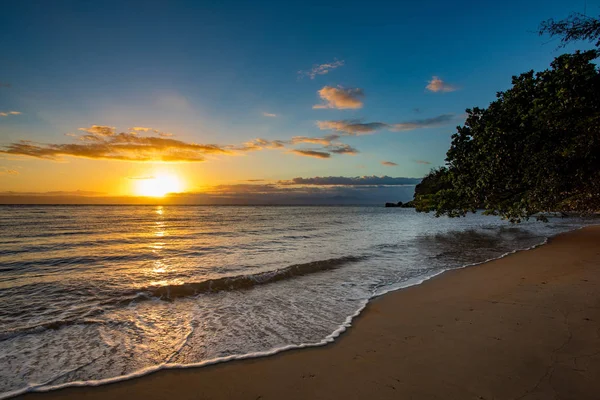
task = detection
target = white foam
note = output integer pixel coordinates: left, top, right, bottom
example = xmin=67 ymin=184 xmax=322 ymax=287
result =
xmin=2 ymin=224 xmax=595 ymax=400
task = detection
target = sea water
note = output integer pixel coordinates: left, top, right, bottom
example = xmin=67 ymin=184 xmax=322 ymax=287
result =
xmin=0 ymin=205 xmax=591 ymax=398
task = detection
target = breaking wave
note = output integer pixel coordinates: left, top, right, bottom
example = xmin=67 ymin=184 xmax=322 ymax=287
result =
xmin=146 ymin=255 xmax=367 ymax=299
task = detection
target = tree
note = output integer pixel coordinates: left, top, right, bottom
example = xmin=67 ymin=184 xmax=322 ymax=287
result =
xmin=414 ymin=50 xmax=600 ymax=222
xmin=412 ymin=167 xmax=458 ymax=213
xmin=539 ymin=13 xmax=600 ymax=48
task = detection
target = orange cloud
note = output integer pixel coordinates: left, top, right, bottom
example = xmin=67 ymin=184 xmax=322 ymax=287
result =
xmin=239 ymin=138 xmax=287 ymax=151
xmin=130 ymin=127 xmax=173 ymax=137
xmin=3 ymin=122 xmax=362 ymax=163
xmin=130 ymin=126 xmax=152 ymax=132
xmin=291 ymin=134 xmax=340 ymax=145
xmin=381 ymin=161 xmax=398 ymax=166
xmin=262 ymin=112 xmax=277 ymax=117
xmin=2 ymin=126 xmax=230 ymax=162
xmin=313 ymin=86 xmax=364 ymax=110
xmin=78 ymin=125 xmax=116 ymax=136
xmin=426 ymin=77 xmax=458 ymax=92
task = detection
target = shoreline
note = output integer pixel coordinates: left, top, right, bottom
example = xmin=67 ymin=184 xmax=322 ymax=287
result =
xmin=12 ymin=225 xmax=600 ymax=400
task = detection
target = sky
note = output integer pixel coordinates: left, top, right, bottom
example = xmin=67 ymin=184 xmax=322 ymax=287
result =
xmin=0 ymin=0 xmax=597 ymax=204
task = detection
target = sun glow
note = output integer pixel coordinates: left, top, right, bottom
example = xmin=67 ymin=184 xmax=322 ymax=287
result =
xmin=135 ymin=174 xmax=183 ymax=197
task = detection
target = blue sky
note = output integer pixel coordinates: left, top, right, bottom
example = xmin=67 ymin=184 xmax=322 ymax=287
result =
xmin=0 ymin=0 xmax=597 ymax=201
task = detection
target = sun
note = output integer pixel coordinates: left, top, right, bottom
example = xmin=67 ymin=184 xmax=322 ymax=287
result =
xmin=136 ymin=173 xmax=183 ymax=197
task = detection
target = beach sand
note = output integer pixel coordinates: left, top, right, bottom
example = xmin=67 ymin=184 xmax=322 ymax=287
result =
xmin=15 ymin=225 xmax=600 ymax=400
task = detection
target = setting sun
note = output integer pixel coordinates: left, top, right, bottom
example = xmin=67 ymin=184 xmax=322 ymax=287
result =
xmin=135 ymin=174 xmax=183 ymax=197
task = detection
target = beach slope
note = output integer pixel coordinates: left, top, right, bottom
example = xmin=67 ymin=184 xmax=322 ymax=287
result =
xmin=16 ymin=226 xmax=600 ymax=400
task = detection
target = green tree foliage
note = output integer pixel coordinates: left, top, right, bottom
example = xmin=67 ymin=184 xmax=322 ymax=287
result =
xmin=413 ymin=167 xmax=455 ymax=213
xmin=539 ymin=13 xmax=600 ymax=48
xmin=414 ymin=50 xmax=600 ymax=222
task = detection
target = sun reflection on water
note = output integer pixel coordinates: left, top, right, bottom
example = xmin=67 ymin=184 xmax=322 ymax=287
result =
xmin=147 ymin=206 xmax=173 ymax=284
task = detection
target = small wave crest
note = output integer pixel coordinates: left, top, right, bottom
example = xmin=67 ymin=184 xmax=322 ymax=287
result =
xmin=147 ymin=255 xmax=366 ymax=300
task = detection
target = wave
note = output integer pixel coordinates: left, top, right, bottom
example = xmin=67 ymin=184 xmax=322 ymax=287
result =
xmin=0 ymin=256 xmax=366 ymax=340
xmin=146 ymin=255 xmax=366 ymax=300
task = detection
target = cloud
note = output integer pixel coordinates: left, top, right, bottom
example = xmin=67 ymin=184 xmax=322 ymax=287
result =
xmin=291 ymin=149 xmax=331 ymax=159
xmin=317 ymin=114 xmax=454 ymax=135
xmin=239 ymin=138 xmax=287 ymax=151
xmin=262 ymin=112 xmax=277 ymax=117
xmin=291 ymin=134 xmax=340 ymax=146
xmin=130 ymin=127 xmax=152 ymax=132
xmin=313 ymin=86 xmax=364 ymax=110
xmin=130 ymin=127 xmax=173 ymax=137
xmin=128 ymin=176 xmax=155 ymax=180
xmin=3 ymin=121 xmax=363 ymax=164
xmin=381 ymin=161 xmax=398 ymax=166
xmin=0 ymin=111 xmax=21 ymax=117
xmin=78 ymin=125 xmax=116 ymax=136
xmin=280 ymin=176 xmax=421 ymax=186
xmin=183 ymin=184 xmax=416 ymax=205
xmin=390 ymin=114 xmax=455 ymax=131
xmin=240 ymin=136 xmax=357 ymax=158
xmin=426 ymin=77 xmax=458 ymax=93
xmin=0 ymin=167 xmax=19 ymax=176
xmin=169 ymin=181 xmax=417 ymax=205
xmin=298 ymin=59 xmax=345 ymax=79
xmin=327 ymin=144 xmax=358 ymax=155
xmin=317 ymin=120 xmax=387 ymax=135
xmin=415 ymin=160 xmax=432 ymax=164
xmin=1 ymin=125 xmax=231 ymax=162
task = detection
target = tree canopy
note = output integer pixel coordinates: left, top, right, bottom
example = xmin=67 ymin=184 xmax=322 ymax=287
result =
xmin=539 ymin=13 xmax=600 ymax=48
xmin=414 ymin=50 xmax=600 ymax=222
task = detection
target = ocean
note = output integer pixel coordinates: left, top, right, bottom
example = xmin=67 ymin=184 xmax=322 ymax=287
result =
xmin=0 ymin=205 xmax=591 ymax=398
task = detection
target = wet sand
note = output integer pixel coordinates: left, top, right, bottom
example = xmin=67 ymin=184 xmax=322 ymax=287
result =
xmin=15 ymin=225 xmax=600 ymax=400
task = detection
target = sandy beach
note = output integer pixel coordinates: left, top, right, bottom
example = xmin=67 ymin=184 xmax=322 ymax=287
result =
xmin=15 ymin=225 xmax=600 ymax=400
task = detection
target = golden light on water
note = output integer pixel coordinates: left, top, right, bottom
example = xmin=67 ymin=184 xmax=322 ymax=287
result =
xmin=135 ymin=174 xmax=183 ymax=197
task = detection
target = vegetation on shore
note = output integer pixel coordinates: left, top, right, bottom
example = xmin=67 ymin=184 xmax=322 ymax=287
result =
xmin=413 ymin=15 xmax=600 ymax=222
